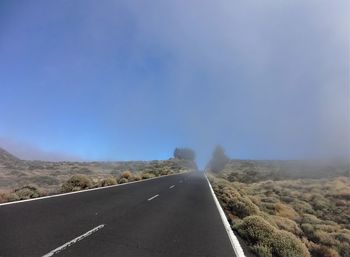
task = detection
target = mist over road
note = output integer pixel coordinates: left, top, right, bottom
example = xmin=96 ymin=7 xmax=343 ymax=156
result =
xmin=0 ymin=173 xmax=236 ymax=257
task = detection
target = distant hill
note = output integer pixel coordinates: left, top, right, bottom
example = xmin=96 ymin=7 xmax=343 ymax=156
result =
xmin=0 ymin=147 xmax=20 ymax=163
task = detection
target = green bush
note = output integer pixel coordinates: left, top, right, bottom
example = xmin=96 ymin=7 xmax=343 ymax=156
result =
xmin=61 ymin=175 xmax=93 ymax=192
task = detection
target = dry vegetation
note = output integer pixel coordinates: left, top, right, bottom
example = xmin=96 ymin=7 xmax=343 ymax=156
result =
xmin=208 ymin=160 xmax=350 ymax=257
xmin=0 ymin=147 xmax=196 ymax=203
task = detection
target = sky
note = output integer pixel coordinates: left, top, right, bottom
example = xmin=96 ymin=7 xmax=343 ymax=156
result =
xmin=0 ymin=0 xmax=349 ymax=165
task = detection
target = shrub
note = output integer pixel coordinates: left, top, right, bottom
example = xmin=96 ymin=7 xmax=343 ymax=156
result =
xmin=227 ymin=196 xmax=259 ymax=218
xmin=251 ymin=244 xmax=272 ymax=257
xmin=292 ymin=200 xmax=315 ymax=214
xmin=236 ymin=215 xmax=310 ymax=257
xmin=312 ymin=230 xmax=337 ymax=246
xmin=275 ymin=202 xmax=299 ymax=220
xmin=302 ymin=214 xmax=323 ymax=224
xmin=118 ymin=177 xmax=128 ymax=184
xmin=301 ymin=223 xmax=315 ymax=237
xmin=210 ymin=171 xmax=350 ymax=257
xmin=261 ymin=202 xmax=278 ymax=214
xmin=273 ymin=216 xmax=303 ymax=236
xmin=160 ymin=169 xmax=170 ymax=176
xmin=100 ymin=177 xmax=117 ymax=187
xmin=311 ymin=195 xmax=330 ymax=211
xmin=333 ymin=231 xmax=350 ymax=245
xmin=272 ymin=230 xmax=310 ymax=257
xmin=5 ymin=193 xmax=20 ymax=202
xmin=0 ymin=192 xmax=9 ymax=203
xmin=338 ymin=242 xmax=350 ymax=257
xmin=141 ymin=173 xmax=155 ymax=179
xmin=29 ymin=176 xmax=59 ymax=186
xmin=120 ymin=171 xmax=132 ymax=180
xmin=61 ymin=175 xmax=93 ymax=192
xmin=131 ymin=174 xmax=141 ymax=181
xmin=258 ymin=213 xmax=278 ymax=228
xmin=235 ymin=215 xmax=276 ymax=243
xmin=14 ymin=185 xmax=41 ymax=200
xmin=76 ymin=167 xmax=93 ymax=174
xmin=310 ymin=243 xmax=340 ymax=257
xmin=261 ymin=197 xmax=280 ymax=203
xmin=249 ymin=195 xmax=262 ymax=206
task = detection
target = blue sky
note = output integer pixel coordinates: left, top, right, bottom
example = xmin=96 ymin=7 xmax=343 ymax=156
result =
xmin=0 ymin=0 xmax=349 ymax=164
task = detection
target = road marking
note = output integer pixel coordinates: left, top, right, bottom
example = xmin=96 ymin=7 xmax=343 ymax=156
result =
xmin=147 ymin=194 xmax=159 ymax=201
xmin=169 ymin=185 xmax=175 ymax=189
xmin=205 ymin=175 xmax=246 ymax=257
xmin=42 ymin=224 xmax=105 ymax=257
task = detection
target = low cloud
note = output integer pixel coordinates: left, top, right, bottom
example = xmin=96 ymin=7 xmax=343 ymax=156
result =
xmin=0 ymin=137 xmax=82 ymax=161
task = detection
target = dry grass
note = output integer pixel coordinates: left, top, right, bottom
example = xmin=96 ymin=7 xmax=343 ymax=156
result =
xmin=61 ymin=174 xmax=93 ymax=192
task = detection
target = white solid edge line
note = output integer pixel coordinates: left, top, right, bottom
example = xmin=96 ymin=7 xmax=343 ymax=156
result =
xmin=169 ymin=185 xmax=175 ymax=189
xmin=147 ymin=194 xmax=159 ymax=201
xmin=0 ymin=172 xmax=189 ymax=207
xmin=42 ymin=224 xmax=105 ymax=257
xmin=205 ymin=175 xmax=246 ymax=257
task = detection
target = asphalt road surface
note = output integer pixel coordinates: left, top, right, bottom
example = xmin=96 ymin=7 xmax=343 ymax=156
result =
xmin=0 ymin=172 xmax=236 ymax=257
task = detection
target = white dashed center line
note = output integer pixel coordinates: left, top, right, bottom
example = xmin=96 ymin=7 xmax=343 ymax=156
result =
xmin=42 ymin=224 xmax=105 ymax=257
xmin=169 ymin=185 xmax=175 ymax=189
xmin=147 ymin=194 xmax=159 ymax=201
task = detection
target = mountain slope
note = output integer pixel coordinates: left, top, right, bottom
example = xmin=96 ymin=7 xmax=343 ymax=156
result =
xmin=0 ymin=147 xmax=20 ymax=163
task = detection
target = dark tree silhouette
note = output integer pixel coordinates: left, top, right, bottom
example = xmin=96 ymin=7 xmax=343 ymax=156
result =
xmin=208 ymin=145 xmax=229 ymax=173
xmin=173 ymin=148 xmax=196 ymax=161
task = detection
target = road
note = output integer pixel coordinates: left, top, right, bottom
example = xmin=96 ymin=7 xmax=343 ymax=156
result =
xmin=0 ymin=172 xmax=236 ymax=257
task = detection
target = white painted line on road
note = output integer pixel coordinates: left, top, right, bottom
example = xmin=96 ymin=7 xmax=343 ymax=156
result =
xmin=169 ymin=185 xmax=175 ymax=189
xmin=42 ymin=224 xmax=105 ymax=257
xmin=205 ymin=175 xmax=246 ymax=257
xmin=0 ymin=172 xmax=189 ymax=207
xmin=147 ymin=194 xmax=159 ymax=201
